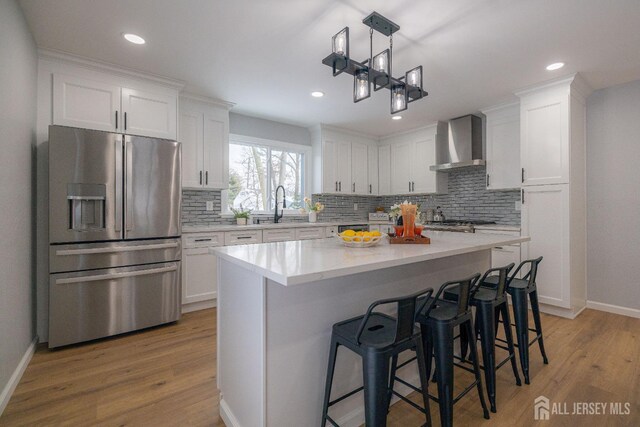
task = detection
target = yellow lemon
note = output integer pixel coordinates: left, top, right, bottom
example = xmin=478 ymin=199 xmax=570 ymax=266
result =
xmin=362 ymin=231 xmax=372 ymax=242
xmin=341 ymin=236 xmax=352 ymax=242
xmin=356 ymin=231 xmax=364 ymax=236
xmin=352 ymin=236 xmax=362 ymax=242
xmin=342 ymin=229 xmax=356 ymax=237
xmin=370 ymin=230 xmax=381 ymax=237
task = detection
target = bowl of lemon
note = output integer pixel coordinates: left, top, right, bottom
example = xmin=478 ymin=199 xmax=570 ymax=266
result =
xmin=336 ymin=229 xmax=384 ymax=248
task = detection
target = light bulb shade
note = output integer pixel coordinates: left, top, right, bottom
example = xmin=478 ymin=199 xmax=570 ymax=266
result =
xmin=353 ymin=69 xmax=370 ymax=103
xmin=332 ymin=27 xmax=349 ymax=57
xmin=406 ymin=66 xmax=422 ymax=88
xmin=391 ymin=83 xmax=407 ymax=114
xmin=373 ymin=49 xmax=389 ymax=74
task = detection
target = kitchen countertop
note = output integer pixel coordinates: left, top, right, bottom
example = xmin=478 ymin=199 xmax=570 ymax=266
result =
xmin=211 ymin=231 xmax=529 ymax=286
xmin=474 ymin=224 xmax=521 ymax=232
xmin=182 ymin=221 xmax=369 ymax=233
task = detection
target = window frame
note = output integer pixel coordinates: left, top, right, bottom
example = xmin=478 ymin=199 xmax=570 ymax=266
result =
xmin=221 ymin=133 xmax=312 ymax=216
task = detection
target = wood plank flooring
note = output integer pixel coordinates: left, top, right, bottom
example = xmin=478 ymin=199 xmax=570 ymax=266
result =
xmin=1 ymin=308 xmax=638 ymax=426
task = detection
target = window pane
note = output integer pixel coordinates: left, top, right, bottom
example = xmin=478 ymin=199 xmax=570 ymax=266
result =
xmin=228 ymin=143 xmax=268 ymax=211
xmin=270 ymin=149 xmax=304 ymax=210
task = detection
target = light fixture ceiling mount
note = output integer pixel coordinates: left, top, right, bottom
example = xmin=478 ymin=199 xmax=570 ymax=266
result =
xmin=322 ymin=11 xmax=427 ymax=115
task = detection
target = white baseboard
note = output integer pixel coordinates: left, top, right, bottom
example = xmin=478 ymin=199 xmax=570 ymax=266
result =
xmin=181 ymin=299 xmax=217 ymax=314
xmin=586 ymin=301 xmax=640 ymax=319
xmin=0 ymin=336 xmax=37 ymax=416
xmin=220 ymin=398 xmax=242 ymax=427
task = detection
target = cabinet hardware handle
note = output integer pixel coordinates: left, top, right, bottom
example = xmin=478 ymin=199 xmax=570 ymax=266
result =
xmin=124 ymin=112 xmax=127 ymax=131
xmin=205 ymin=171 xmax=208 ymax=185
xmin=521 ymin=189 xmax=525 ymax=204
xmin=115 ymin=111 xmax=118 ymax=129
xmin=339 ymin=181 xmax=341 ymax=191
xmin=237 ymin=236 xmax=252 ymax=240
xmin=521 ymin=168 xmax=525 ymax=183
xmin=369 ymin=184 xmax=372 ymax=194
xmin=409 ymin=181 xmax=411 ymax=192
xmin=194 ymin=238 xmax=212 ymax=242
xmin=335 ymin=181 xmax=338 ymax=191
xmin=352 ymin=182 xmax=355 ymax=192
xmin=412 ymin=181 xmax=415 ymax=192
xmin=487 ymin=174 xmax=490 ymax=186
xmin=200 ymin=171 xmax=203 ymax=185
xmin=494 ymin=246 xmax=503 ymax=250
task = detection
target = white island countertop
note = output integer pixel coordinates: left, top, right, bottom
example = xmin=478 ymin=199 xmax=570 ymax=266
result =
xmin=211 ymin=231 xmax=529 ymax=286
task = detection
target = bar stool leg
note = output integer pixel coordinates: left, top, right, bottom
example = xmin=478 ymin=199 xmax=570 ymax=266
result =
xmin=414 ymin=336 xmax=433 ymax=427
xmin=529 ymin=289 xmax=549 ymax=364
xmin=432 ymin=324 xmax=455 ymax=427
xmin=321 ymin=336 xmax=340 ymax=425
xmin=476 ymin=303 xmax=497 ymax=412
xmin=511 ymin=290 xmax=531 ymax=384
xmin=362 ymin=352 xmax=391 ymax=427
xmin=387 ymin=355 xmax=399 ymax=411
xmin=500 ymin=303 xmax=522 ymax=386
xmin=465 ymin=319 xmax=491 ymax=419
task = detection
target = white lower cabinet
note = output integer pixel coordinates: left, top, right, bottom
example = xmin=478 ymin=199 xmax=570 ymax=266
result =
xmin=182 ymin=232 xmax=224 ymax=308
xmin=295 ymin=227 xmax=325 ymax=240
xmin=475 ymin=229 xmax=521 ymax=270
xmin=263 ymin=229 xmax=296 ymax=243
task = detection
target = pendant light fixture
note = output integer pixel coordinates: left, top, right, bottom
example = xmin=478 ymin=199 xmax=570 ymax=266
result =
xmin=322 ymin=11 xmax=428 ymax=115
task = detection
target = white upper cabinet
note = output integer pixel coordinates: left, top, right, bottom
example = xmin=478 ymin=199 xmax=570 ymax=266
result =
xmin=52 ymin=73 xmax=178 ymax=140
xmin=179 ymin=96 xmax=231 ymax=190
xmin=121 ymin=88 xmax=177 ymax=140
xmin=378 ymin=145 xmax=391 ymax=196
xmin=367 ymin=145 xmax=379 ymax=195
xmin=386 ymin=123 xmax=448 ymax=195
xmin=53 ymin=74 xmax=120 ymax=132
xmin=335 ymin=141 xmax=352 ymax=194
xmin=351 ymin=142 xmax=368 ymax=194
xmin=483 ymin=102 xmax=521 ymax=190
xmin=518 ymin=87 xmax=570 ymax=186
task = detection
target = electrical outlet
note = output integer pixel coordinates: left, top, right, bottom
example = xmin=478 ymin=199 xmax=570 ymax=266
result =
xmin=206 ymin=201 xmax=214 ymax=211
xmin=515 ymin=200 xmax=521 ymax=211
xmin=353 ymin=203 xmax=358 ymax=211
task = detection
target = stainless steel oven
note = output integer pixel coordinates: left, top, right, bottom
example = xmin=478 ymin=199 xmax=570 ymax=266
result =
xmin=338 ymin=224 xmax=369 ymax=233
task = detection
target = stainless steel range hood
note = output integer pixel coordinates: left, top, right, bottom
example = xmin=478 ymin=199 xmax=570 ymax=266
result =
xmin=430 ymin=114 xmax=484 ymax=171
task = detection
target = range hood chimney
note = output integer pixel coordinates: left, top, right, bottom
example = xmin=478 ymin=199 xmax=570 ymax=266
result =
xmin=430 ymin=114 xmax=484 ymax=171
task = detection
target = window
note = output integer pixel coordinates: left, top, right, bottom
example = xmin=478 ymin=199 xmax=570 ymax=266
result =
xmin=224 ymin=135 xmax=309 ymax=214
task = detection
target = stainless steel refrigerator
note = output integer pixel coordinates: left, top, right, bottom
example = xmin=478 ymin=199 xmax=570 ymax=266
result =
xmin=48 ymin=126 xmax=182 ymax=348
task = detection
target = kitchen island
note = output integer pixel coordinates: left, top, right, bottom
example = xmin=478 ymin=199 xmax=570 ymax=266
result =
xmin=212 ymin=231 xmax=529 ymax=427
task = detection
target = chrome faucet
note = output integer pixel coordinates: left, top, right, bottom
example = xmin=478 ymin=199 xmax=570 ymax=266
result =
xmin=274 ymin=185 xmax=286 ymax=223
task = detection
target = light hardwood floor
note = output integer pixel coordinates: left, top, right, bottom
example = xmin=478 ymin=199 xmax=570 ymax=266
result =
xmin=1 ymin=308 xmax=638 ymax=426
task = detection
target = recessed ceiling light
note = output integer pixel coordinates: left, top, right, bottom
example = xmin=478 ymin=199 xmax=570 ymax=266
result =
xmin=546 ymin=62 xmax=564 ymax=71
xmin=311 ymin=91 xmax=324 ymax=98
xmin=392 ymin=115 xmax=402 ymax=120
xmin=123 ymin=33 xmax=146 ymax=45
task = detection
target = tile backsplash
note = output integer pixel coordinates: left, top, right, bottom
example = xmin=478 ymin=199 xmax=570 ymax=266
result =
xmin=182 ymin=166 xmax=520 ymax=226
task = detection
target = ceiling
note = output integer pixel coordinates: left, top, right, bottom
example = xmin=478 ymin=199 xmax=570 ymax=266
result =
xmin=19 ymin=0 xmax=640 ymax=136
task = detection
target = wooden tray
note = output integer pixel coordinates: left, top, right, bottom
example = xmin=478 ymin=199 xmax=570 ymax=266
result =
xmin=388 ymin=235 xmax=431 ymax=244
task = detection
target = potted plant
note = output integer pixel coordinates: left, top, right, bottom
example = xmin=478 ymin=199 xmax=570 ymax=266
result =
xmin=300 ymin=197 xmax=325 ymax=223
xmin=231 ymin=206 xmax=251 ymax=225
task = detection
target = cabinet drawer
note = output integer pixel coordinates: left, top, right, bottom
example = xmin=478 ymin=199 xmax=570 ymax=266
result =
xmin=295 ymin=227 xmax=325 ymax=240
xmin=263 ymin=229 xmax=296 ymax=243
xmin=224 ymin=230 xmax=263 ymax=246
xmin=184 ymin=232 xmax=224 ymax=248
xmin=325 ymin=226 xmax=338 ymax=237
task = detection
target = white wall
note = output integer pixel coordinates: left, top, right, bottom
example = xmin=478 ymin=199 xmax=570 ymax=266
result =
xmin=587 ymin=79 xmax=640 ymax=312
xmin=229 ymin=112 xmax=311 ymax=146
xmin=0 ymin=0 xmax=37 ymax=412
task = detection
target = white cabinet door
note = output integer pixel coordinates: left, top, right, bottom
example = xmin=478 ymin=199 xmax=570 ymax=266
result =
xmin=179 ymin=109 xmax=204 ymax=189
xmin=412 ymin=138 xmax=437 ymax=193
xmin=367 ymin=145 xmax=379 ymax=195
xmin=351 ymin=142 xmax=368 ymax=194
xmin=378 ymin=145 xmax=391 ymax=196
xmin=295 ymin=227 xmax=325 ymax=240
xmin=520 ymin=93 xmax=569 ymax=186
xmin=322 ymin=140 xmax=338 ymax=193
xmin=521 ymin=184 xmax=570 ymax=308
xmin=485 ymin=103 xmax=521 ymax=190
xmin=203 ymin=112 xmax=228 ymax=189
xmin=121 ymin=87 xmax=177 ymax=139
xmin=491 ymin=245 xmax=520 ymax=269
xmin=390 ymin=141 xmax=413 ymax=194
xmin=335 ymin=141 xmax=352 ymax=193
xmin=182 ymin=247 xmax=217 ymax=304
xmin=53 ymin=74 xmax=120 ymax=132
xmin=263 ymin=229 xmax=296 ymax=243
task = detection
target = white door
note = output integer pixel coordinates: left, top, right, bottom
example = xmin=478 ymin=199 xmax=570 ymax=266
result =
xmin=203 ymin=112 xmax=228 ymax=189
xmin=520 ymin=93 xmax=569 ymax=186
xmin=351 ymin=142 xmax=368 ymax=194
xmin=179 ymin=110 xmax=204 ymax=188
xmin=53 ymin=74 xmax=120 ymax=132
xmin=367 ymin=145 xmax=379 ymax=195
xmin=182 ymin=247 xmax=217 ymax=304
xmin=412 ymin=138 xmax=437 ymax=193
xmin=485 ymin=104 xmax=521 ymax=190
xmin=335 ymin=141 xmax=352 ymax=193
xmin=121 ymin=87 xmax=177 ymax=139
xmin=390 ymin=141 xmax=413 ymax=194
xmin=521 ymin=184 xmax=570 ymax=308
xmin=378 ymin=145 xmax=391 ymax=195
xmin=322 ymin=140 xmax=338 ymax=193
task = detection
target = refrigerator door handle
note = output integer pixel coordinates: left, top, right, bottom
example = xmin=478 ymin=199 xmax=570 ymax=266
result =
xmin=114 ymin=138 xmax=123 ymax=232
xmin=54 ymin=265 xmax=177 ymax=285
xmin=55 ymin=242 xmax=179 ymax=256
xmin=125 ymin=137 xmax=133 ymax=232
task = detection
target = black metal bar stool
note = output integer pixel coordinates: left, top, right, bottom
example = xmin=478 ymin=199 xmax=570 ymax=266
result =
xmin=392 ymin=275 xmax=490 ymax=427
xmin=443 ymin=264 xmax=522 ymax=413
xmin=321 ymin=287 xmax=434 ymax=427
xmin=484 ymin=256 xmax=548 ymax=384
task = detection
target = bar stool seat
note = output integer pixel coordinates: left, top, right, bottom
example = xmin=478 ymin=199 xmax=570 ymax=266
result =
xmin=483 ymin=276 xmax=528 ymax=289
xmin=445 ymin=286 xmax=498 ymax=301
xmin=333 ymin=313 xmax=401 ymax=350
xmin=416 ymin=297 xmax=458 ymax=321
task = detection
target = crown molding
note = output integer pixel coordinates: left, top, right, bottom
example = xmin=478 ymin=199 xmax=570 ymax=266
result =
xmin=180 ymin=92 xmax=235 ymax=110
xmin=38 ymin=48 xmax=186 ymax=89
xmin=515 ymin=72 xmax=592 ymax=101
xmin=315 ymin=123 xmax=379 ymax=141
